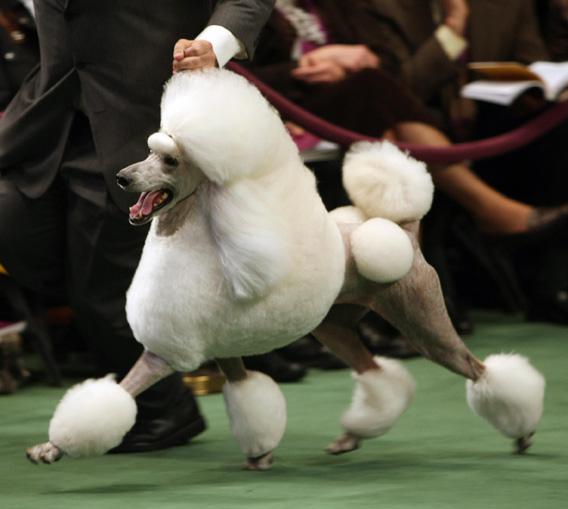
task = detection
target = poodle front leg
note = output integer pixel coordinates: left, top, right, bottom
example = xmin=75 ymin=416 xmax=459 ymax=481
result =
xmin=26 ymin=351 xmax=173 ymax=464
xmin=119 ymin=350 xmax=175 ymax=397
xmin=313 ymin=305 xmax=415 ymax=455
xmin=217 ymin=357 xmax=287 ymax=471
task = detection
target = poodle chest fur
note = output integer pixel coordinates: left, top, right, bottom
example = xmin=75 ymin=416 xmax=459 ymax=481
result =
xmin=125 ymin=200 xmax=345 ymax=371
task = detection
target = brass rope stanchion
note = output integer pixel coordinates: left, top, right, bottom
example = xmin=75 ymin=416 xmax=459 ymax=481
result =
xmin=183 ymin=368 xmax=226 ymax=396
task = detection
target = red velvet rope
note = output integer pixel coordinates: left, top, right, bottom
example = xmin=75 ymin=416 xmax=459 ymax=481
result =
xmin=229 ymin=63 xmax=568 ymax=164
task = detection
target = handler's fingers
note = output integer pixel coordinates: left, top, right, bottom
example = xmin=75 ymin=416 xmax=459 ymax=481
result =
xmin=172 ymin=39 xmax=217 ymax=72
xmin=183 ymin=40 xmax=213 ymax=57
xmin=173 ymin=56 xmax=207 ymax=72
xmin=173 ymin=38 xmax=192 ymax=61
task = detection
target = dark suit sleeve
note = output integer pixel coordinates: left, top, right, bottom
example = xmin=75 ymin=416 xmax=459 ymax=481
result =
xmin=400 ymin=0 xmax=549 ymax=101
xmin=208 ymin=0 xmax=275 ymax=59
xmin=511 ymin=0 xmax=549 ymax=63
xmin=366 ymin=11 xmax=461 ymax=104
xmin=400 ymin=35 xmax=462 ymax=103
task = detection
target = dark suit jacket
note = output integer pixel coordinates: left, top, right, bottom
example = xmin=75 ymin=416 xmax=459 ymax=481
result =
xmin=370 ymin=0 xmax=549 ymax=107
xmin=0 ymin=0 xmax=274 ymax=210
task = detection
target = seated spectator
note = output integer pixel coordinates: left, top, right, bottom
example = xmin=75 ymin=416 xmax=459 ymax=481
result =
xmin=540 ymin=0 xmax=568 ymax=61
xmin=369 ymin=0 xmax=549 ymax=124
xmin=0 ymin=0 xmax=38 ymax=110
xmin=250 ymin=1 xmax=435 ymax=140
xmin=368 ymin=0 xmax=568 ymax=323
xmin=248 ymin=0 xmax=568 ymax=237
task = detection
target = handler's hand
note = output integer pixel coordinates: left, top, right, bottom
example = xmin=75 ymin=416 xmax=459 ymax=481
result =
xmin=172 ymin=39 xmax=218 ymax=73
xmin=441 ymin=0 xmax=469 ymax=36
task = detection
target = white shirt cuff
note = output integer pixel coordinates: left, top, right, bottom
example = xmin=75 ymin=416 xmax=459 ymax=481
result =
xmin=196 ymin=25 xmax=247 ymax=68
xmin=435 ymin=25 xmax=468 ymax=61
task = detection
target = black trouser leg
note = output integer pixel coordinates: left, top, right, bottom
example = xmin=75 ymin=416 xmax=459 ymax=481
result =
xmin=63 ymin=174 xmax=191 ymax=413
xmin=0 ymin=134 xmax=196 ymax=419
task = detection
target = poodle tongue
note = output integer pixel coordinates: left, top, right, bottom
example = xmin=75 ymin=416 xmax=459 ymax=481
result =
xmin=129 ymin=191 xmax=163 ymax=218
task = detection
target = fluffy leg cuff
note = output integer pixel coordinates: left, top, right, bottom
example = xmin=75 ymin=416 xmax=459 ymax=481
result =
xmin=223 ymin=371 xmax=287 ymax=458
xmin=48 ymin=375 xmax=137 ymax=458
xmin=466 ymin=354 xmax=545 ymax=441
xmin=341 ymin=357 xmax=415 ymax=438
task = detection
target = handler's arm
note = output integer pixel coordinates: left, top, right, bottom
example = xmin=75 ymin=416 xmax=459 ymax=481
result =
xmin=173 ymin=0 xmax=274 ymax=72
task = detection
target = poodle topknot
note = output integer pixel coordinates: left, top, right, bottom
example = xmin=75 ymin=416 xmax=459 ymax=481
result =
xmin=159 ymin=69 xmax=297 ymax=184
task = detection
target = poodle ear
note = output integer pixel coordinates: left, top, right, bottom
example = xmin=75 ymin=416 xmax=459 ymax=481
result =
xmin=147 ymin=132 xmax=178 ymax=156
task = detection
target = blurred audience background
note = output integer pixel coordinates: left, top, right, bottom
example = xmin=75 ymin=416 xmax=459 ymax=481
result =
xmin=1 ymin=0 xmax=567 ymax=390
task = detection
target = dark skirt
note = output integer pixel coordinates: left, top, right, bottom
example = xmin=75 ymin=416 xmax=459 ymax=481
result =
xmin=261 ymin=67 xmax=435 ymax=138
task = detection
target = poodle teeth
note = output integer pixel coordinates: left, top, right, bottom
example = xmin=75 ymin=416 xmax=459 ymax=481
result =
xmin=153 ymin=192 xmax=169 ymax=208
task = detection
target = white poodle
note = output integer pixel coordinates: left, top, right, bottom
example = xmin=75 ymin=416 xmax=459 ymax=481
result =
xmin=27 ymin=69 xmax=545 ymax=469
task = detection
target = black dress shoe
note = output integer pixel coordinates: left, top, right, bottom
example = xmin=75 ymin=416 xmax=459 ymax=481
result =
xmin=243 ymin=351 xmax=307 ymax=383
xmin=357 ymin=322 xmax=420 ymax=359
xmin=486 ymin=205 xmax=568 ymax=247
xmin=277 ymin=336 xmax=323 ymax=363
xmin=109 ymin=389 xmax=206 ymax=454
xmin=526 ymin=290 xmax=568 ymax=325
xmin=377 ymin=336 xmax=420 ymax=359
xmin=445 ymin=297 xmax=474 ymax=336
xmin=277 ymin=336 xmax=347 ymax=370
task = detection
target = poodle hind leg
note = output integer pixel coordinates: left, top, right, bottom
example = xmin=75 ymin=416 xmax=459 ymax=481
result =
xmin=370 ymin=222 xmax=485 ymax=381
xmin=217 ymin=357 xmax=286 ymax=471
xmin=312 ymin=304 xmax=415 ymax=455
xmin=370 ymin=222 xmax=545 ymax=452
xmin=26 ymin=351 xmax=174 ymax=464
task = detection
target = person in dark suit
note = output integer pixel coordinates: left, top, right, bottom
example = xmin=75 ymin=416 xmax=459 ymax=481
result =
xmin=0 ymin=0 xmax=274 ymax=452
xmin=540 ymin=0 xmax=568 ymax=61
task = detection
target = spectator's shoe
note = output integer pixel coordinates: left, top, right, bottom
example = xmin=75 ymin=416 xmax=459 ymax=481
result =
xmin=358 ymin=321 xmax=420 ymax=359
xmin=487 ymin=205 xmax=568 ymax=247
xmin=0 ymin=321 xmax=28 ymax=394
xmin=526 ymin=290 xmax=568 ymax=325
xmin=278 ymin=336 xmax=346 ymax=370
xmin=109 ymin=389 xmax=206 ymax=453
xmin=244 ymin=351 xmax=307 ymax=383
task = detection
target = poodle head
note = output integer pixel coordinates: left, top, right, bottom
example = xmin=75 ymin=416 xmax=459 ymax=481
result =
xmin=116 ymin=68 xmax=298 ymax=226
xmin=116 ymin=132 xmax=204 ymax=226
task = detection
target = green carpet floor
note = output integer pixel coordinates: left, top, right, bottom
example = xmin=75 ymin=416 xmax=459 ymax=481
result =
xmin=1 ymin=313 xmax=567 ymax=509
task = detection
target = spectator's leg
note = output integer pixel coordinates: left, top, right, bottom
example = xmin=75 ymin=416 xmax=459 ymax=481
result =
xmin=394 ymin=122 xmax=536 ymax=234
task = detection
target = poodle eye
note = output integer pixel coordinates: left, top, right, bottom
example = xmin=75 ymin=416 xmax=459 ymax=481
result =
xmin=163 ymin=155 xmax=178 ymax=167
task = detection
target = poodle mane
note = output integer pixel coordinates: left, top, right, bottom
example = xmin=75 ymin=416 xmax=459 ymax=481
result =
xmin=203 ymin=179 xmax=291 ymax=300
xmin=159 ymin=69 xmax=299 ymax=300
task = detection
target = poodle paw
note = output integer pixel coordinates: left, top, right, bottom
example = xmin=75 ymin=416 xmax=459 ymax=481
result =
xmin=244 ymin=451 xmax=273 ymax=471
xmin=325 ymin=433 xmax=360 ymax=455
xmin=515 ymin=432 xmax=535 ymax=454
xmin=26 ymin=442 xmax=63 ymax=464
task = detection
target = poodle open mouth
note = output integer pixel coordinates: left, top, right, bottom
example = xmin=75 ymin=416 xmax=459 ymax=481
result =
xmin=129 ymin=189 xmax=174 ymax=225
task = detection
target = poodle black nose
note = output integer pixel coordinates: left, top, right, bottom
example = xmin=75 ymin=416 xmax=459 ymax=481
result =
xmin=116 ymin=174 xmax=131 ymax=190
